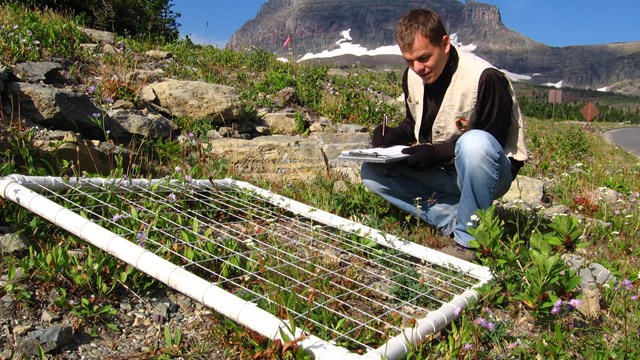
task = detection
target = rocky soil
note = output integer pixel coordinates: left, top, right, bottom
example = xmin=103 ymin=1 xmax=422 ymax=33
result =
xmin=0 ymin=271 xmax=232 ymax=359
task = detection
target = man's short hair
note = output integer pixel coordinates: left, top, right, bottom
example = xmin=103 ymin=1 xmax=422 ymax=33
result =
xmin=396 ymin=9 xmax=448 ymax=50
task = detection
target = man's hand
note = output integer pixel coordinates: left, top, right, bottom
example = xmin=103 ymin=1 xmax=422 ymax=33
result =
xmin=372 ymin=125 xmax=409 ymax=148
xmin=401 ymin=144 xmax=438 ymax=170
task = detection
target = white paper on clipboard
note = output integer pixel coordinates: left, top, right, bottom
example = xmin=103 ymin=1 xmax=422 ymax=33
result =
xmin=338 ymin=145 xmax=410 ymax=163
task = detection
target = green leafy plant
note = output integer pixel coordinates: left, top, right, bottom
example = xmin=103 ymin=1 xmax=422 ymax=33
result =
xmin=470 ymin=209 xmax=584 ymax=321
xmin=2 ymin=265 xmax=33 ymax=301
xmin=390 ymin=267 xmax=433 ymax=308
xmin=163 ymin=324 xmax=183 ymax=349
xmin=0 ymin=3 xmax=84 ymax=63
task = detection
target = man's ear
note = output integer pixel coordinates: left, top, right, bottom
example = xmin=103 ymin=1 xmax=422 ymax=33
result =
xmin=442 ymin=34 xmax=451 ymax=53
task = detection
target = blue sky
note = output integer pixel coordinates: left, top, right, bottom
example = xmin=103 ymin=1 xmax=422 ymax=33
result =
xmin=171 ymin=0 xmax=640 ymax=48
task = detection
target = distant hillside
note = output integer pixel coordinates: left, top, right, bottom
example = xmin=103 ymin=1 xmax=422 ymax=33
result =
xmin=228 ymin=0 xmax=640 ymax=96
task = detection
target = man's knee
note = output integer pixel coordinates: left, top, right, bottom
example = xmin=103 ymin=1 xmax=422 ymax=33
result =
xmin=456 ymin=130 xmax=495 ymax=156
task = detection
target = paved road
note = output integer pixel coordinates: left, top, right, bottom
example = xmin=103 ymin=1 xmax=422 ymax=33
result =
xmin=603 ymin=127 xmax=640 ymax=158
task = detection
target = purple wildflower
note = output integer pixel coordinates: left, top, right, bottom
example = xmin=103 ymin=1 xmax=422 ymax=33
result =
xmin=167 ymin=192 xmax=177 ymax=203
xmin=174 ymin=166 xmax=182 ymax=173
xmin=112 ymin=214 xmax=124 ymax=222
xmin=453 ymin=306 xmax=462 ymax=316
xmin=136 ymin=232 xmax=147 ymax=246
xmin=92 ymin=112 xmax=101 ymax=118
xmin=617 ymin=279 xmax=633 ymax=291
xmin=87 ymin=85 xmax=96 ymax=94
xmin=473 ymin=317 xmax=494 ymax=331
xmin=567 ymin=299 xmax=581 ymax=310
xmin=462 ymin=343 xmax=473 ymax=351
xmin=507 ymin=339 xmax=522 ymax=350
xmin=551 ymin=299 xmax=563 ymax=315
xmin=631 ymin=295 xmax=638 ymax=301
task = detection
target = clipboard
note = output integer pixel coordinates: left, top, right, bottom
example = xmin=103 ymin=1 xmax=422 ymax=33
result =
xmin=338 ymin=145 xmax=410 ymax=163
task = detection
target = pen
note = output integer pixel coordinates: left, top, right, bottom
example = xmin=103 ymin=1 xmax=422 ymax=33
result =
xmin=382 ymin=114 xmax=388 ymax=147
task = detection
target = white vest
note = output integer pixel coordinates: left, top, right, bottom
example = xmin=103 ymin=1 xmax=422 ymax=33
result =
xmin=406 ymin=49 xmax=528 ymax=161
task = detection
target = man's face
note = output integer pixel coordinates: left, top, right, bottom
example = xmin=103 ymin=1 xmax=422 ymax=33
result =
xmin=401 ymin=33 xmax=450 ymax=84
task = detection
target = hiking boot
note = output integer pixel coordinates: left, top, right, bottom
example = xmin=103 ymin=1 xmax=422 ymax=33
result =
xmin=438 ymin=238 xmax=477 ymax=262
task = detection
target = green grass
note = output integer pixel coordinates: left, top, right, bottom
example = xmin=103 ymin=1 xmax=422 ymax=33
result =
xmin=1 ymin=3 xmax=640 ymax=359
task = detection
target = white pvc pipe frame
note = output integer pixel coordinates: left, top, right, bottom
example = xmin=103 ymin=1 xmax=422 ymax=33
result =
xmin=0 ymin=175 xmax=493 ymax=360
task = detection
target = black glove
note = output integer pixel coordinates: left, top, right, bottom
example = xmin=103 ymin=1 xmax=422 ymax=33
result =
xmin=402 ymin=144 xmax=438 ymax=170
xmin=372 ymin=125 xmax=410 ymax=148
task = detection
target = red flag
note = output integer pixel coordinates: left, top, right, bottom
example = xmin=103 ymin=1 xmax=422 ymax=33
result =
xmin=282 ymin=35 xmax=291 ymax=47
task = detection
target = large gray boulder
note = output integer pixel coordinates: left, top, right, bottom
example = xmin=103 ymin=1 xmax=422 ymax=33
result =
xmin=78 ymin=27 xmax=115 ymax=45
xmin=7 ymin=82 xmax=127 ymax=141
xmin=107 ymin=108 xmax=177 ymax=140
xmin=141 ymin=80 xmax=244 ymax=122
xmin=13 ymin=61 xmax=66 ymax=84
xmin=205 ymin=132 xmax=370 ymax=182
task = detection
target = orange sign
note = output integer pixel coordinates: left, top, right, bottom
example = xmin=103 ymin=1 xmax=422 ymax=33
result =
xmin=580 ymin=102 xmax=599 ymax=122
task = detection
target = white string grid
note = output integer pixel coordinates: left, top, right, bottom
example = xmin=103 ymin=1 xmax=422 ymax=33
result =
xmin=15 ymin=177 xmax=484 ymax=354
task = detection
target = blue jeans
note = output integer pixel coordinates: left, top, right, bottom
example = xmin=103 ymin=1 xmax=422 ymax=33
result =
xmin=361 ymin=130 xmax=514 ymax=247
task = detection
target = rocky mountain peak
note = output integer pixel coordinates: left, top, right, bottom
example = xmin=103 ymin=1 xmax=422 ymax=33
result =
xmin=228 ymin=0 xmax=640 ymax=95
xmin=463 ymin=2 xmax=503 ymax=30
